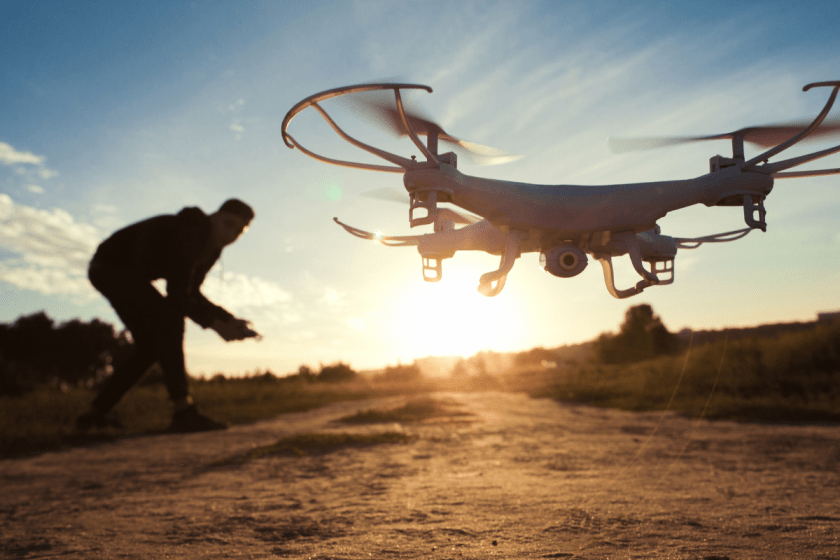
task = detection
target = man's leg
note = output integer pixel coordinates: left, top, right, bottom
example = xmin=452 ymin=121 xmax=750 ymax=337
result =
xmin=89 ymin=296 xmax=160 ymax=415
xmin=154 ymin=305 xmax=190 ymax=404
xmin=156 ymin=310 xmax=228 ymax=432
xmin=82 ymin=266 xmax=163 ymax=424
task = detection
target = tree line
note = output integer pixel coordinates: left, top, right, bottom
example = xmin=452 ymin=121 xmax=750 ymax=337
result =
xmin=1 ymin=304 xmax=686 ymax=395
xmin=0 ymin=311 xmax=374 ymax=395
xmin=0 ymin=311 xmax=132 ymax=394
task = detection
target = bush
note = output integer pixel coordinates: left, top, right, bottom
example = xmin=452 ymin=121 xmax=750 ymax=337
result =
xmin=1 ymin=311 xmax=132 ymax=393
xmin=317 ymin=362 xmax=357 ymax=383
xmin=376 ymin=363 xmax=423 ymax=383
xmin=593 ymin=304 xmax=682 ymax=364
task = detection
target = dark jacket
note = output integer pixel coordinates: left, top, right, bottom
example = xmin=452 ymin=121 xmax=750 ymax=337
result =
xmin=91 ymin=207 xmax=234 ymax=328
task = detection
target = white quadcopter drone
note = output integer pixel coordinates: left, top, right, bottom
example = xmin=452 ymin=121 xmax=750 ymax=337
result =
xmin=282 ymin=81 xmax=840 ymax=298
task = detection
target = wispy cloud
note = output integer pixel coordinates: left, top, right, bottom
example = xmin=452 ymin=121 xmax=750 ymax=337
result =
xmin=0 ymin=194 xmax=101 ymax=297
xmin=201 ymin=269 xmax=294 ymax=319
xmin=0 ymin=142 xmax=44 ymax=166
xmin=0 ymin=193 xmax=298 ymax=318
xmin=0 ymin=141 xmax=58 ymax=182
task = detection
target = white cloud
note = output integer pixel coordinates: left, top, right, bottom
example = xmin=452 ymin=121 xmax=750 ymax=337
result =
xmin=0 ymin=194 xmax=101 ymax=297
xmin=0 ymin=142 xmax=44 ymax=166
xmin=0 ymin=141 xmax=58 ymax=180
xmin=0 ymin=261 xmax=94 ymax=296
xmin=201 ymin=269 xmax=293 ymax=316
xmin=0 ymin=195 xmax=298 ymax=317
xmin=316 ymin=286 xmax=345 ymax=307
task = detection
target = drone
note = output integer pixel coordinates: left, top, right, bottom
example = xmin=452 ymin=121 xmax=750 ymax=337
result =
xmin=282 ymin=81 xmax=840 ymax=298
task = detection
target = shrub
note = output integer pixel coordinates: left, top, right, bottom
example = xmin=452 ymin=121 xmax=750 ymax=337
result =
xmin=317 ymin=362 xmax=357 ymax=383
xmin=593 ymin=304 xmax=682 ymax=364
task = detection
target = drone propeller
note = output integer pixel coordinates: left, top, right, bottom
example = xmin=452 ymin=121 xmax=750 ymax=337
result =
xmin=360 ymin=187 xmax=482 ymax=225
xmin=336 ymin=89 xmax=521 ymax=165
xmin=608 ymin=117 xmax=840 ymax=153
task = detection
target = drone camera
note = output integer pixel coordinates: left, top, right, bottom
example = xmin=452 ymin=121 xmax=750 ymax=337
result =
xmin=540 ymin=245 xmax=588 ymax=278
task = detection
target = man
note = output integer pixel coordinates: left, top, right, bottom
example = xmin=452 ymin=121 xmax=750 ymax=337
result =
xmin=77 ymin=199 xmax=257 ymax=432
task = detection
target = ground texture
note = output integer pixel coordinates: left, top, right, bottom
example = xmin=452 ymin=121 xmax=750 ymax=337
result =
xmin=2 ymin=391 xmax=839 ymax=559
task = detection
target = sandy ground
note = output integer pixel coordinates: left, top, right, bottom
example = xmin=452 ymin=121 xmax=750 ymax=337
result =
xmin=2 ymin=391 xmax=839 ymax=559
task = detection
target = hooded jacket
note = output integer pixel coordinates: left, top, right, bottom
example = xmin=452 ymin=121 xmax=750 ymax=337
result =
xmin=91 ymin=207 xmax=234 ymax=328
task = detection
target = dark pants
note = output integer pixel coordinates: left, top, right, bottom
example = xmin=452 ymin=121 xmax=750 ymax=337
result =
xmin=88 ymin=263 xmax=189 ymax=413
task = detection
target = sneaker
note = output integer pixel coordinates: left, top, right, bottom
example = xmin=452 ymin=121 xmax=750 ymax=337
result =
xmin=76 ymin=411 xmax=123 ymax=431
xmin=170 ymin=405 xmax=229 ymax=433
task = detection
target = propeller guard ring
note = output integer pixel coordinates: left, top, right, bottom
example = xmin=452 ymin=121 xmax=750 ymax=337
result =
xmin=281 ymin=82 xmax=437 ymax=174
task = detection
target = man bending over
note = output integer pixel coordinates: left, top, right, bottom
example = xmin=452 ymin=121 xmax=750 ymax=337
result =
xmin=77 ymin=198 xmax=257 ymax=432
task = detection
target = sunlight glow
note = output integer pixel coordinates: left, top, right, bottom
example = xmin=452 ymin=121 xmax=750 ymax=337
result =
xmin=388 ymin=255 xmax=528 ymax=360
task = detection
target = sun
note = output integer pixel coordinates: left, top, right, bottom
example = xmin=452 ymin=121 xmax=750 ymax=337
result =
xmin=390 ymin=253 xmax=527 ymax=360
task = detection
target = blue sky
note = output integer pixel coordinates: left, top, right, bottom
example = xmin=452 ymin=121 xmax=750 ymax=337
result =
xmin=2 ymin=0 xmax=839 ymax=376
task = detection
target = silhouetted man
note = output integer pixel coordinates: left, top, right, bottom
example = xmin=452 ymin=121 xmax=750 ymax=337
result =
xmin=77 ymin=199 xmax=257 ymax=432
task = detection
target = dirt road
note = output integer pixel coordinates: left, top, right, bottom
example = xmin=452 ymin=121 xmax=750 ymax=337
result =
xmin=2 ymin=392 xmax=839 ymax=559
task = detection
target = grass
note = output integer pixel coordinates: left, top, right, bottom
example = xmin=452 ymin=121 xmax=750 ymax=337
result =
xmin=214 ymin=431 xmax=416 ymax=466
xmin=0 ymin=376 xmax=433 ymax=459
xmin=337 ymin=396 xmax=474 ymax=424
xmin=522 ymin=320 xmax=840 ymax=423
xmin=3 ymin=320 xmax=839 ymax=459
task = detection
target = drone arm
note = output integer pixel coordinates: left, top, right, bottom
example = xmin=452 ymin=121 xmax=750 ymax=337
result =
xmin=742 ymin=81 xmax=840 ymax=171
xmin=762 ymin=142 xmax=840 ymax=175
xmin=773 ymin=167 xmax=840 ymax=179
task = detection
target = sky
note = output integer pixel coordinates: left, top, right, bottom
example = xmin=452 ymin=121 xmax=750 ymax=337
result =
xmin=2 ymin=0 xmax=839 ymax=376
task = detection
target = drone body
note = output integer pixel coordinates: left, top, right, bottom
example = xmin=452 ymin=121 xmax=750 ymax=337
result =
xmin=282 ymin=82 xmax=840 ymax=298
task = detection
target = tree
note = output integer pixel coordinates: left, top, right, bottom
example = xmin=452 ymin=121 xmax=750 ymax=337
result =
xmin=317 ymin=362 xmax=357 ymax=383
xmin=377 ymin=362 xmax=423 ymax=383
xmin=0 ymin=311 xmax=133 ymax=393
xmin=593 ymin=304 xmax=682 ymax=364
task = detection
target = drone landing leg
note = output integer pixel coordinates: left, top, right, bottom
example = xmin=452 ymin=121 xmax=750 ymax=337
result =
xmin=594 ymin=232 xmax=661 ymax=299
xmin=742 ymin=195 xmax=767 ymax=232
xmin=595 ymin=255 xmax=651 ymax=299
xmin=422 ymin=257 xmax=443 ymax=282
xmin=477 ymin=230 xmax=528 ymax=297
xmin=615 ymin=232 xmax=660 ymax=285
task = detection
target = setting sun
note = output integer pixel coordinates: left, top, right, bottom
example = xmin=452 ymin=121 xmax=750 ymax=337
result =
xmin=387 ymin=253 xmax=528 ymax=360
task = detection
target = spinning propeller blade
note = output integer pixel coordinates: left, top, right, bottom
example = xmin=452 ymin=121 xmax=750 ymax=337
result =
xmin=608 ymin=117 xmax=840 ymax=153
xmin=359 ymin=187 xmax=411 ymax=205
xmin=336 ymin=89 xmax=521 ymax=165
xmin=359 ymin=187 xmax=482 ymax=225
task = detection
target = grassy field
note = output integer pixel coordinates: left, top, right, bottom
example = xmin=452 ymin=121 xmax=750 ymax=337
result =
xmin=3 ymin=320 xmax=838 ymax=460
xmin=0 ymin=375 xmax=435 ymax=459
xmin=513 ymin=319 xmax=840 ymax=423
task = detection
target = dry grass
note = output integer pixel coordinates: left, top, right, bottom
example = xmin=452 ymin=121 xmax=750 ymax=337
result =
xmin=214 ymin=431 xmax=416 ymax=466
xmin=3 ymin=320 xmax=838 ymax=459
xmin=337 ymin=396 xmax=473 ymax=425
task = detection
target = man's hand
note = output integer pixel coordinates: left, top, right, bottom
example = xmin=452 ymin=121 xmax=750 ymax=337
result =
xmin=211 ymin=318 xmax=260 ymax=341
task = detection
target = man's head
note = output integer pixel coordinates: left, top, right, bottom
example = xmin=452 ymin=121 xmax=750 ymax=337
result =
xmin=210 ymin=198 xmax=254 ymax=248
